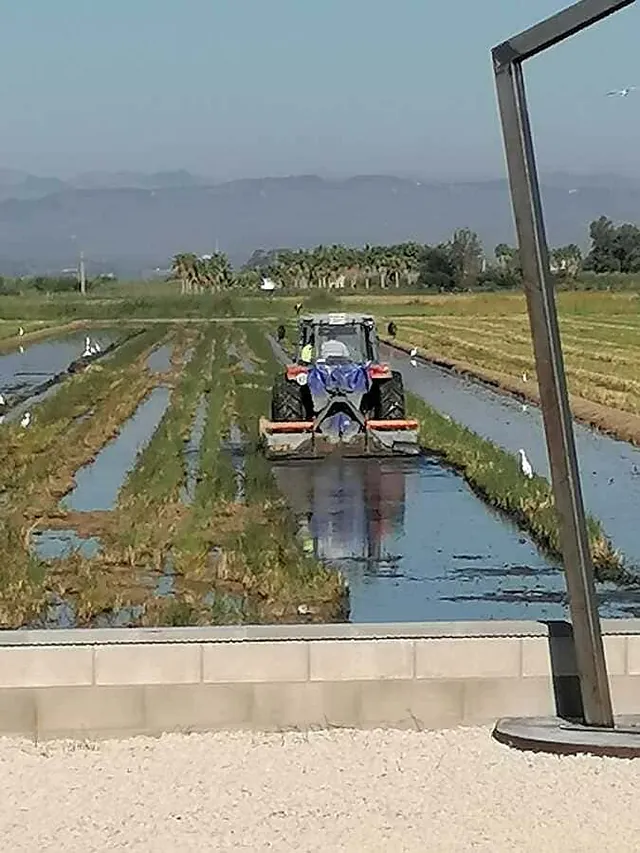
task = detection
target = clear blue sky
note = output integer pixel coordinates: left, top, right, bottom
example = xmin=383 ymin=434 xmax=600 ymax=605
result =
xmin=1 ymin=0 xmax=638 ymax=179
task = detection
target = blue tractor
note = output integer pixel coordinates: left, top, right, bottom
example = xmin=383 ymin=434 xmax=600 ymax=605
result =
xmin=259 ymin=313 xmax=420 ymax=459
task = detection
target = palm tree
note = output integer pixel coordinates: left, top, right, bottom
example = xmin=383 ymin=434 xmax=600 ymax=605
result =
xmin=172 ymin=252 xmax=198 ymax=294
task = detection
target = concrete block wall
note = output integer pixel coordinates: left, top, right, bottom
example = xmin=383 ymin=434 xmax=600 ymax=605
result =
xmin=0 ymin=620 xmax=639 ymax=741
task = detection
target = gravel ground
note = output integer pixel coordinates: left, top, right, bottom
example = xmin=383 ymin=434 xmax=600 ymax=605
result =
xmin=1 ymin=726 xmax=639 ymax=852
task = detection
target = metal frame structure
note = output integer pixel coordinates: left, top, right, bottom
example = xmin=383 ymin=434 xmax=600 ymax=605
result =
xmin=492 ymin=0 xmax=636 ymax=728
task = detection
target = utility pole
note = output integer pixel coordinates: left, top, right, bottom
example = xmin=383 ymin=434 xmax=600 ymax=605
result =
xmin=79 ymin=251 xmax=86 ymax=296
xmin=490 ymin=0 xmax=640 ymax=757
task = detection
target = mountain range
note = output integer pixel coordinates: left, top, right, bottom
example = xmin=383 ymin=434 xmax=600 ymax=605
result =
xmin=0 ymin=169 xmax=639 ymax=277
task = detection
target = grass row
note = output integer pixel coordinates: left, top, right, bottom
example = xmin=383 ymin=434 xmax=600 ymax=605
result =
xmin=0 ymin=325 xmax=170 ymax=627
xmin=114 ymin=326 xmax=215 ymax=548
xmin=227 ymin=324 xmax=348 ymax=622
xmin=35 ymin=327 xmax=236 ymax=629
xmin=0 ymin=326 xmax=166 ymax=506
xmin=406 ymin=393 xmax=627 ymax=584
xmin=393 ymin=318 xmax=640 ymax=374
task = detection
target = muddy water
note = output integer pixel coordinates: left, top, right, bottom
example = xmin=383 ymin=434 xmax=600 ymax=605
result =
xmin=62 ymin=386 xmax=171 ymax=512
xmin=224 ymin=424 xmax=246 ymax=502
xmin=0 ymin=328 xmax=120 ymax=401
xmin=382 ymin=343 xmax=640 ymax=569
xmin=181 ymin=396 xmax=207 ymax=503
xmin=273 ymin=456 xmax=640 ymax=622
xmin=146 ymin=343 xmax=173 ymax=373
xmin=31 ymin=529 xmax=101 ymax=560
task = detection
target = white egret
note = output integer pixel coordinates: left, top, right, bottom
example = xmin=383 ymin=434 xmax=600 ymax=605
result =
xmin=410 ymin=347 xmax=418 ymax=357
xmin=607 ymin=86 xmax=636 ymax=97
xmin=522 ymin=371 xmax=528 ymax=382
xmin=18 ymin=327 xmax=24 ymax=336
xmin=20 ymin=411 xmax=31 ymax=428
xmin=0 ymin=393 xmax=5 ymax=406
xmin=518 ymin=448 xmax=533 ymax=479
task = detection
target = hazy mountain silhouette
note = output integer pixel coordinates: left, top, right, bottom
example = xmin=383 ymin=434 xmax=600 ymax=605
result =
xmin=0 ymin=170 xmax=639 ymax=276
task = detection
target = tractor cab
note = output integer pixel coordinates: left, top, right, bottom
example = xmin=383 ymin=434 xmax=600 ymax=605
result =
xmin=297 ymin=314 xmax=379 ymax=366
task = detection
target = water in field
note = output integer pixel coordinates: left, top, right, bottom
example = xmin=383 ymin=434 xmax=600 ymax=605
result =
xmin=181 ymin=395 xmax=207 ymax=503
xmin=273 ymin=455 xmax=640 ymax=622
xmin=382 ymin=343 xmax=640 ymax=571
xmin=62 ymin=386 xmax=171 ymax=511
xmin=31 ymin=529 xmax=101 ymax=560
xmin=0 ymin=328 xmax=121 ymax=403
xmin=146 ymin=342 xmax=173 ymax=372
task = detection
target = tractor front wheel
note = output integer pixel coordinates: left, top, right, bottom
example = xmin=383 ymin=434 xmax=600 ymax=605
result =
xmin=376 ymin=370 xmax=406 ymax=420
xmin=271 ymin=374 xmax=306 ymax=421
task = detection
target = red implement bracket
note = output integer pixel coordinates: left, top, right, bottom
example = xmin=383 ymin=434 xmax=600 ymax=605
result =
xmin=366 ymin=419 xmax=419 ymax=430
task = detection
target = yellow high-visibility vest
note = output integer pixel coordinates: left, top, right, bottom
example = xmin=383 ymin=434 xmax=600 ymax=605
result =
xmin=300 ymin=343 xmax=313 ymax=362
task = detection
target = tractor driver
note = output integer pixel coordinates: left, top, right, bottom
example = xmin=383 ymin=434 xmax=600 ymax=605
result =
xmin=319 ymin=338 xmax=350 ymax=359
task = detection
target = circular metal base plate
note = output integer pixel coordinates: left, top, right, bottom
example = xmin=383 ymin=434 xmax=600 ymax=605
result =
xmin=493 ymin=716 xmax=640 ymax=758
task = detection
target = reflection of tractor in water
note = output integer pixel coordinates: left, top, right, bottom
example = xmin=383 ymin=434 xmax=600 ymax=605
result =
xmin=272 ymin=458 xmax=407 ymax=565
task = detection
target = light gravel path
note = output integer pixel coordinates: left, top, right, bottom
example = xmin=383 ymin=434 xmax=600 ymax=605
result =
xmin=1 ymin=726 xmax=639 ymax=852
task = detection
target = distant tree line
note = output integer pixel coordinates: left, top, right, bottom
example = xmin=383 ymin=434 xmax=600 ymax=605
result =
xmin=2 ymin=216 xmax=640 ymax=297
xmin=582 ymin=216 xmax=640 ymax=274
xmin=0 ymin=272 xmax=117 ymax=296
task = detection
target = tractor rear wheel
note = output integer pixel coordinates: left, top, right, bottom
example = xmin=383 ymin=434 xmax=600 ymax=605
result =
xmin=377 ymin=370 xmax=406 ymax=419
xmin=271 ymin=374 xmax=305 ymax=421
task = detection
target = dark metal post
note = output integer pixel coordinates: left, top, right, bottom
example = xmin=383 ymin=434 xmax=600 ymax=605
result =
xmin=491 ymin=0 xmax=636 ymax=727
xmin=493 ymin=60 xmax=613 ymax=726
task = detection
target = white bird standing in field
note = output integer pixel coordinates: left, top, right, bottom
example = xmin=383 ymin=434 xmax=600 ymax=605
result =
xmin=518 ymin=448 xmax=533 ymax=479
xmin=522 ymin=371 xmax=528 ymax=382
xmin=20 ymin=411 xmax=31 ymax=428
xmin=607 ymin=86 xmax=636 ymax=97
xmin=410 ymin=347 xmax=418 ymax=357
xmin=18 ymin=326 xmax=24 ymax=337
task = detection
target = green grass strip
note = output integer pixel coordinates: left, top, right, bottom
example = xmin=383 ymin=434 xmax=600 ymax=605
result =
xmin=0 ymin=326 xmax=166 ymax=496
xmin=118 ymin=326 xmax=216 ymax=510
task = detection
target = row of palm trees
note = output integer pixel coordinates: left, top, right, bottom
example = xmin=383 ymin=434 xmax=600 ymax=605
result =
xmin=254 ymin=242 xmax=427 ymax=290
xmin=171 ymin=232 xmax=584 ymax=294
xmin=171 ymin=252 xmax=232 ymax=294
xmin=171 ymin=229 xmax=485 ymax=293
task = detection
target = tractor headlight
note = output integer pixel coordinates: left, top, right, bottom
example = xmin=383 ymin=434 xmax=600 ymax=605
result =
xmin=296 ymin=372 xmax=308 ymax=386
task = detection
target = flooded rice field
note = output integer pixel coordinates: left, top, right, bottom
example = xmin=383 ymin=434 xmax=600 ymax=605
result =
xmin=32 ymin=529 xmax=101 ymax=561
xmin=146 ymin=342 xmax=173 ymax=373
xmin=0 ymin=327 xmax=123 ymax=406
xmin=383 ymin=343 xmax=640 ymax=570
xmin=273 ymin=455 xmax=639 ymax=622
xmin=181 ymin=396 xmax=207 ymax=503
xmin=62 ymin=386 xmax=171 ymax=512
xmin=8 ymin=322 xmax=640 ymax=630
